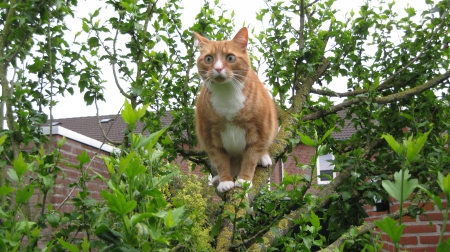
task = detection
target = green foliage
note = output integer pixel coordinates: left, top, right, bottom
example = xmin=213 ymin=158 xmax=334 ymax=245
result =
xmin=1 ymin=0 xmax=450 ymax=251
xmin=0 ymin=101 xmax=216 ymax=251
xmin=375 ymin=217 xmax=405 ymax=246
xmin=382 ymin=169 xmax=418 ymax=205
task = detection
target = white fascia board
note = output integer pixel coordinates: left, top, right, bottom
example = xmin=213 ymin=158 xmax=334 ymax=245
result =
xmin=41 ymin=126 xmax=118 ymax=153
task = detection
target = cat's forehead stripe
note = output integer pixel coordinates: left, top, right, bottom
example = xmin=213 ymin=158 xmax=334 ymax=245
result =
xmin=201 ymin=41 xmax=235 ymax=55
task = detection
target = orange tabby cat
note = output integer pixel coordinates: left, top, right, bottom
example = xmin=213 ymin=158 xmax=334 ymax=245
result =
xmin=194 ymin=27 xmax=278 ymax=193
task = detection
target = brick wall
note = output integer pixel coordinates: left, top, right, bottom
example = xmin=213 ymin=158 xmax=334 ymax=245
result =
xmin=51 ymin=135 xmax=110 ymax=212
xmin=22 ymin=135 xmax=110 ymax=215
xmin=365 ymin=197 xmax=449 ymax=252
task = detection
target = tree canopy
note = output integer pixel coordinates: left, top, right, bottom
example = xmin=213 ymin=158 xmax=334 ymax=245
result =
xmin=1 ymin=0 xmax=450 ymax=251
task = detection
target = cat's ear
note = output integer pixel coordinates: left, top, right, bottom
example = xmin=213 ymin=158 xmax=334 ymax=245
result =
xmin=232 ymin=27 xmax=248 ymax=50
xmin=193 ymin=32 xmax=210 ymax=48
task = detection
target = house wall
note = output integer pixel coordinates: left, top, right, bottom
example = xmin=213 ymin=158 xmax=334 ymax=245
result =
xmin=23 ymin=135 xmax=110 ymax=216
xmin=51 ymin=135 xmax=110 ymax=212
xmin=365 ymin=196 xmax=449 ymax=252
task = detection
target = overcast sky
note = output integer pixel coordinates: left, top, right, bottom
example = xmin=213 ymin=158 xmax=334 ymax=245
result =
xmin=47 ymin=0 xmax=425 ymax=119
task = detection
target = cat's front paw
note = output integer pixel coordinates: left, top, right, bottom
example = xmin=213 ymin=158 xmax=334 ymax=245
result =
xmin=217 ymin=181 xmax=235 ymax=192
xmin=211 ymin=175 xmax=220 ymax=186
xmin=235 ymin=178 xmax=252 ymax=189
xmin=258 ymin=154 xmax=272 ymax=167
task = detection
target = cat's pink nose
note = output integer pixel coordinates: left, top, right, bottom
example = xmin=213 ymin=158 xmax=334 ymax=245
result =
xmin=214 ymin=67 xmax=223 ymax=72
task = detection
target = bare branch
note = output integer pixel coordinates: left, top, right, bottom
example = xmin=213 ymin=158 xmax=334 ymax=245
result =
xmin=298 ymin=0 xmax=305 ymax=50
xmin=94 ymin=99 xmax=123 ymax=145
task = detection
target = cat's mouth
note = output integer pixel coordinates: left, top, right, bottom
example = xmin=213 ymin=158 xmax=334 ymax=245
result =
xmin=212 ymin=76 xmax=228 ymax=83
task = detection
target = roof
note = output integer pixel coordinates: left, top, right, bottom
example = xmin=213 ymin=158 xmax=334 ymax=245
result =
xmin=44 ymin=110 xmax=356 ymax=147
xmin=41 ymin=125 xmax=117 ymax=153
xmin=44 ymin=112 xmax=173 ymax=144
xmin=331 ymin=110 xmax=358 ymax=140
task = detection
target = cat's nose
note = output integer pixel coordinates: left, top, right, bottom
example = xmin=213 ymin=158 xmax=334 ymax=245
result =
xmin=214 ymin=67 xmax=223 ymax=72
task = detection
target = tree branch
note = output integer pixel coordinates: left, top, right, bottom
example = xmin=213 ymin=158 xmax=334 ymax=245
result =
xmin=94 ymin=98 xmax=123 ymax=145
xmin=319 ymin=207 xmax=410 ymax=252
xmin=311 ymin=12 xmax=447 ymax=99
xmin=302 ymin=69 xmax=450 ymax=122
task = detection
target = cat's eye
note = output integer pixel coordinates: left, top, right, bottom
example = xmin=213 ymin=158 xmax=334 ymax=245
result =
xmin=204 ymin=55 xmax=214 ymax=64
xmin=226 ymin=54 xmax=236 ymax=63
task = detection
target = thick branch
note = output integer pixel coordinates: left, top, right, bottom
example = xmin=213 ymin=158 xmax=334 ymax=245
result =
xmin=247 ymin=168 xmax=351 ymax=251
xmin=319 ymin=207 xmax=410 ymax=252
xmin=302 ymin=69 xmax=450 ymax=122
xmin=320 ymin=189 xmax=430 ymax=251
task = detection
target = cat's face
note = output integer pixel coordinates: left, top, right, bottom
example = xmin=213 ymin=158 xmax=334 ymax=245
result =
xmin=194 ymin=28 xmax=251 ymax=84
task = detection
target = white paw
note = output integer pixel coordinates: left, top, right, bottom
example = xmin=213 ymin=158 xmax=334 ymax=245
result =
xmin=235 ymin=178 xmax=252 ymax=189
xmin=211 ymin=175 xmax=220 ymax=186
xmin=217 ymin=181 xmax=235 ymax=193
xmin=258 ymin=154 xmax=272 ymax=167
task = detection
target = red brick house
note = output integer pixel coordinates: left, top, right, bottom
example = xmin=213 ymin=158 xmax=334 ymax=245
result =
xmin=39 ymin=114 xmax=447 ymax=252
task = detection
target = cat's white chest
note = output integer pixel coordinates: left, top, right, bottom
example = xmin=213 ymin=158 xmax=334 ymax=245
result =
xmin=220 ymin=123 xmax=246 ymax=155
xmin=209 ymin=82 xmax=245 ymax=120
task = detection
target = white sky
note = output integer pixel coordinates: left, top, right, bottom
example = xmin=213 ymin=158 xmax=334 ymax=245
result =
xmin=45 ymin=0 xmax=426 ymax=119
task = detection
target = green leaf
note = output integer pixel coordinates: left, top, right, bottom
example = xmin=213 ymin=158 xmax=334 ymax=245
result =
xmin=0 ymin=134 xmax=7 ymax=146
xmin=77 ymin=150 xmax=90 ymax=166
xmin=310 ymin=211 xmax=321 ymax=230
xmin=135 ymin=128 xmax=167 ymax=151
xmin=0 ymin=186 xmax=15 ymax=195
xmin=140 ymin=188 xmax=167 ymax=208
xmin=81 ymin=236 xmax=90 ymax=252
xmin=165 ymin=206 xmax=185 ymax=228
xmin=418 ymin=184 xmax=443 ymax=211
xmin=381 ymin=134 xmax=403 ymax=155
xmin=406 ymin=130 xmax=431 ymax=163
xmin=95 ymin=224 xmax=122 ymax=245
xmin=82 ymin=21 xmax=89 ymax=32
xmin=101 ymin=190 xmax=137 ymax=216
xmin=320 ymin=127 xmax=335 ymax=143
xmin=16 ymin=185 xmax=35 ymax=204
xmin=437 ymin=237 xmax=450 ymax=252
xmin=121 ymin=99 xmax=149 ymax=127
xmin=88 ymin=37 xmax=99 ymax=47
xmin=27 ymin=58 xmax=46 ymax=72
xmin=13 ymin=152 xmax=28 ymax=178
xmin=375 ymin=217 xmax=405 ymax=244
xmin=118 ymin=151 xmax=136 ymax=177
xmin=130 ymin=213 xmax=157 ymax=227
xmin=123 ymin=156 xmax=145 ymax=179
xmin=47 ymin=213 xmax=61 ymax=228
xmin=57 ymin=136 xmax=66 ymax=148
xmin=437 ymin=172 xmax=450 ymax=200
xmin=57 ymin=237 xmax=79 ymax=252
xmin=102 ymin=156 xmax=115 ymax=176
xmin=382 ymin=169 xmax=418 ymax=203
xmin=300 ymin=133 xmax=316 ymax=147
xmin=7 ymin=169 xmax=19 ymax=182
